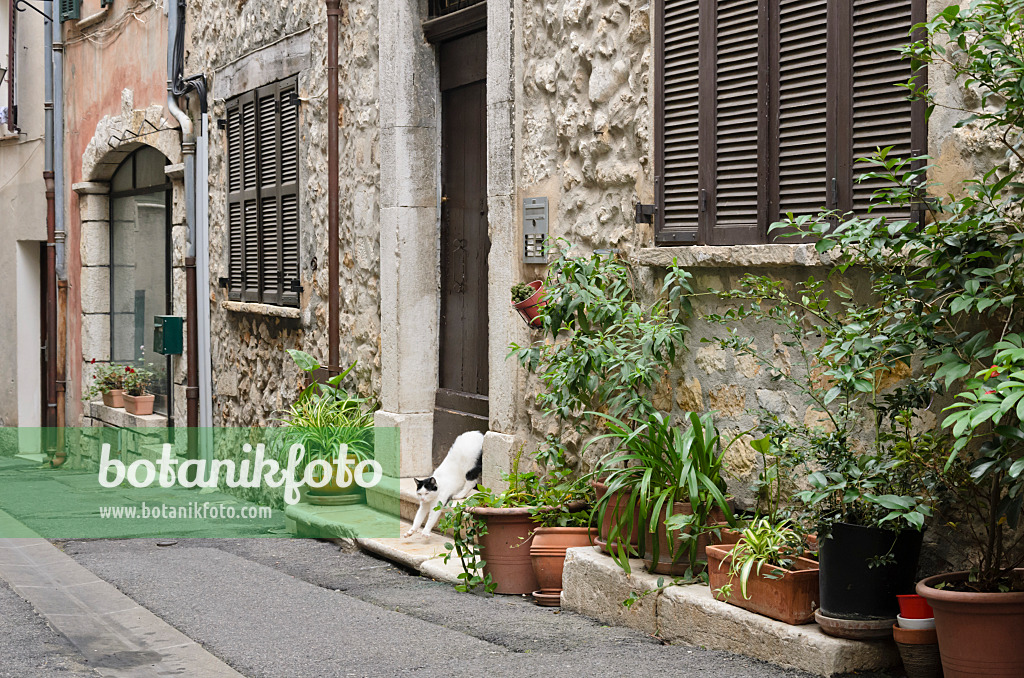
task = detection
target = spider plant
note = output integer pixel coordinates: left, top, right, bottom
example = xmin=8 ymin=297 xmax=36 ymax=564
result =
xmin=588 ymin=411 xmax=741 ymax=573
xmin=713 ymin=517 xmax=805 ymax=601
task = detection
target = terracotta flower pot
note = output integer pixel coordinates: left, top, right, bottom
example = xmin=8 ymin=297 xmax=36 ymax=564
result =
xmin=308 ymin=456 xmax=362 ymax=497
xmin=467 ymin=506 xmax=539 ymax=595
xmin=101 ymin=389 xmax=125 ymax=408
xmin=892 ymin=624 xmax=943 ymax=678
xmin=591 ymin=480 xmax=640 ymax=556
xmin=512 ymin=281 xmax=546 ymax=327
xmin=123 ymin=393 xmax=155 ymax=416
xmin=643 ymin=500 xmax=737 ymax=576
xmin=918 ymin=570 xmax=1024 ymax=678
xmin=707 ymin=542 xmax=820 ymax=625
xmin=530 ymin=526 xmax=598 ymax=594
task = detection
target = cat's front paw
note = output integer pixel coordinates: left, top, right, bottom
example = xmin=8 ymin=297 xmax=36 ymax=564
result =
xmin=402 ymin=528 xmax=417 ymax=538
xmin=420 ymin=529 xmax=433 ymax=538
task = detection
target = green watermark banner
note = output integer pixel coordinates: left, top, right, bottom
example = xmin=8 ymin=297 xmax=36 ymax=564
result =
xmin=0 ymin=427 xmax=401 ymax=539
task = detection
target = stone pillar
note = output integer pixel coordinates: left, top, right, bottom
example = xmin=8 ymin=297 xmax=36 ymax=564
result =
xmin=73 ymin=182 xmax=111 ymax=390
xmin=376 ymin=0 xmax=440 ymax=478
xmin=482 ymin=0 xmax=519 ymax=473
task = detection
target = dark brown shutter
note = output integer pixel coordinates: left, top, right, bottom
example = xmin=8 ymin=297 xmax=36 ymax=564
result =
xmin=771 ymin=0 xmax=830 ymax=224
xmin=257 ymin=83 xmax=281 ymax=305
xmin=844 ymin=0 xmax=925 ymax=217
xmin=226 ymin=99 xmax=244 ymax=300
xmin=656 ymin=0 xmax=701 ymax=244
xmin=240 ymin=91 xmax=261 ymax=302
xmin=706 ymin=0 xmax=763 ymax=245
xmin=279 ymin=78 xmax=301 ymax=307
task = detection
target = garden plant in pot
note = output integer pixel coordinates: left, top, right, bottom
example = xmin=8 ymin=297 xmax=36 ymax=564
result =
xmin=87 ymin=362 xmax=128 ymax=408
xmin=703 ymin=249 xmax=948 ymax=631
xmin=509 ymin=245 xmax=695 ymax=555
xmin=527 ymin=471 xmax=594 ymax=606
xmin=511 ymin=281 xmax=546 ymax=328
xmin=122 ymin=367 xmax=156 ymax=416
xmin=588 ymin=411 xmax=741 ymax=577
xmin=277 ymin=349 xmax=376 ymax=504
xmin=707 ymin=438 xmax=821 ymax=625
xmin=900 ymin=5 xmax=1024 ymax=674
xmin=439 ymin=454 xmax=542 ymax=595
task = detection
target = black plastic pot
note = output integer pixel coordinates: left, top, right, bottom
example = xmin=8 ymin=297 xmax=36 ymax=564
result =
xmin=818 ymin=521 xmax=923 ymax=620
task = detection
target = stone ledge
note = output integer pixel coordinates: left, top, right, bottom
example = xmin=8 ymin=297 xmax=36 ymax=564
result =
xmin=220 ymin=300 xmax=301 ymax=319
xmin=164 ymin=163 xmax=185 ymax=179
xmin=72 ymin=181 xmax=109 ymax=195
xmin=86 ymin=401 xmax=168 ymax=428
xmin=635 ymin=244 xmax=835 ymax=268
xmin=560 ymin=546 xmax=898 ymax=677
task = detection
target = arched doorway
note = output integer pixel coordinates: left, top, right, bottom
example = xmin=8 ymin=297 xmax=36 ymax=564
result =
xmin=108 ymin=147 xmax=172 ymax=416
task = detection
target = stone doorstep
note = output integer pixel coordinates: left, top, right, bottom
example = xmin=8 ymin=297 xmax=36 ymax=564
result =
xmin=284 ymin=502 xmax=462 ymax=584
xmin=559 ymin=547 xmax=899 ymax=677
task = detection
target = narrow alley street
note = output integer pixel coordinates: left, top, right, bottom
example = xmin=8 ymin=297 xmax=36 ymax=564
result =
xmin=1 ymin=536 xmax=893 ymax=678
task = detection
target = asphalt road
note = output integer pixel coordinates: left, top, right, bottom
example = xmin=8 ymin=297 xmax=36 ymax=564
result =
xmin=4 ymin=537 xmax=893 ymax=678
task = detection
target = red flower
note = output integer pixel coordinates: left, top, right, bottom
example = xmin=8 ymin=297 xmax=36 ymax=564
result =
xmin=91 ymin=358 xmax=96 ymax=364
xmin=986 ymin=389 xmax=996 ymax=395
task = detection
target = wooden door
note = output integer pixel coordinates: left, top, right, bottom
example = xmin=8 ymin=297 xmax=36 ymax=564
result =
xmin=433 ymin=30 xmax=489 ymax=466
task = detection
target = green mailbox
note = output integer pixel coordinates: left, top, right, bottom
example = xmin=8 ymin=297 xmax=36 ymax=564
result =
xmin=153 ymin=315 xmax=183 ymax=355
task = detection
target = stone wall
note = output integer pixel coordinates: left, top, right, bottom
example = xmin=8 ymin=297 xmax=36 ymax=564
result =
xmin=509 ymin=0 xmax=993 ymax=514
xmin=187 ymin=0 xmax=381 ymax=426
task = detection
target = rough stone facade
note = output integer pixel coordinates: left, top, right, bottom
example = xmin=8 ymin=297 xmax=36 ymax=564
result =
xmin=187 ymin=0 xmax=381 ymax=426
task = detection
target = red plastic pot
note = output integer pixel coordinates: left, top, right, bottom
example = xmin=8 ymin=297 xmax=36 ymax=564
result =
xmin=898 ymin=594 xmax=934 ymax=620
xmin=512 ymin=281 xmax=546 ymax=328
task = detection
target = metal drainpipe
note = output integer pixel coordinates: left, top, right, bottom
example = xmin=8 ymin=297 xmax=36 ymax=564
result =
xmin=43 ymin=1 xmax=58 ymax=448
xmin=326 ymin=0 xmax=340 ymax=377
xmin=166 ymin=0 xmax=199 ymax=442
xmin=53 ymin=23 xmax=67 ymax=445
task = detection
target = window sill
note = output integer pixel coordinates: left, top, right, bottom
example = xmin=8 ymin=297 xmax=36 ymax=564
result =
xmin=87 ymin=402 xmax=168 ymax=428
xmin=221 ymin=300 xmax=301 ymax=319
xmin=634 ymin=244 xmax=835 ymax=268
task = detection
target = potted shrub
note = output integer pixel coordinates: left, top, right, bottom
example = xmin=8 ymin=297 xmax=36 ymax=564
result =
xmin=708 ymin=517 xmax=820 ymax=625
xmin=440 ymin=460 xmax=541 ymax=595
xmin=589 ymin=411 xmax=742 ymax=576
xmin=122 ymin=367 xmax=155 ymax=415
xmin=278 ymin=350 xmax=376 ymax=501
xmin=527 ymin=473 xmax=594 ymax=606
xmin=86 ymin=362 xmax=127 ymax=408
xmin=511 ymin=281 xmax=546 ymax=327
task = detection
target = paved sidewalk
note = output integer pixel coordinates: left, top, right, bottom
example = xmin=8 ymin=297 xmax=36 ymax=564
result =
xmin=0 ymin=538 xmax=242 ymax=677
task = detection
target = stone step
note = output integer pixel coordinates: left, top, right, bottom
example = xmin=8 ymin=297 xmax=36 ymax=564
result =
xmin=365 ymin=475 xmax=419 ymax=522
xmin=560 ymin=546 xmax=899 ymax=677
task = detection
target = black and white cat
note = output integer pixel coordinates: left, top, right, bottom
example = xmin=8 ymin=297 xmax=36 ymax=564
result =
xmin=403 ymin=430 xmax=484 ymax=538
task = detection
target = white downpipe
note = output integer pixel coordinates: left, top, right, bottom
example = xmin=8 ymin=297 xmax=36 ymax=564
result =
xmin=197 ymin=113 xmax=213 ymax=445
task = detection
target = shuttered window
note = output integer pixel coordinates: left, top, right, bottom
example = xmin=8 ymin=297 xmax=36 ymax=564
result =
xmin=226 ymin=76 xmax=300 ymax=307
xmin=655 ymin=0 xmax=925 ymax=246
xmin=59 ymin=0 xmax=81 ymax=22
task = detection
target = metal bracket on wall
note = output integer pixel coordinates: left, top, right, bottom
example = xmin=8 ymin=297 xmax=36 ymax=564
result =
xmin=635 ymin=203 xmax=656 ymax=224
xmin=14 ymin=0 xmax=51 ymax=22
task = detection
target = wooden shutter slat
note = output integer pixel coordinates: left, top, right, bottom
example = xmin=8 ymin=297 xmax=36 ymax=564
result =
xmin=256 ymin=84 xmax=281 ymax=305
xmin=711 ymin=0 xmax=760 ymax=234
xmin=657 ymin=0 xmax=701 ymax=244
xmin=279 ymin=78 xmax=300 ymax=307
xmin=226 ymin=102 xmax=243 ymax=300
xmin=774 ymin=0 xmax=828 ymax=221
xmin=850 ymin=0 xmax=916 ymax=216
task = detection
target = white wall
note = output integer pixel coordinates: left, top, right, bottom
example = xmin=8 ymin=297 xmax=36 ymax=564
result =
xmin=15 ymin=241 xmax=41 ymax=429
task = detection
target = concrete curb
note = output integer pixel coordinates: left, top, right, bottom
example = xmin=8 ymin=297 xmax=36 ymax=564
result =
xmin=0 ymin=535 xmax=243 ymax=678
xmin=560 ymin=546 xmax=899 ymax=677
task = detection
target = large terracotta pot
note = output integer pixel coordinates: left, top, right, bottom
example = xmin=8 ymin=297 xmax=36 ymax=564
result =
xmin=530 ymin=526 xmax=597 ymax=593
xmin=468 ymin=506 xmax=539 ymax=595
xmin=591 ymin=480 xmax=640 ymax=556
xmin=707 ymin=542 xmax=820 ymax=625
xmin=917 ymin=570 xmax=1024 ymax=678
xmin=643 ymin=500 xmax=737 ymax=576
